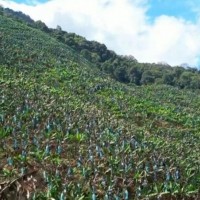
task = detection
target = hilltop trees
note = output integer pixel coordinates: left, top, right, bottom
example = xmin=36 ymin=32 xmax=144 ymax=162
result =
xmin=34 ymin=20 xmax=49 ymax=32
xmin=0 ymin=5 xmax=3 ymax=15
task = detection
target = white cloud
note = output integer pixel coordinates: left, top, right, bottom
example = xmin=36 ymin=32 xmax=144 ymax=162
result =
xmin=1 ymin=0 xmax=200 ymax=67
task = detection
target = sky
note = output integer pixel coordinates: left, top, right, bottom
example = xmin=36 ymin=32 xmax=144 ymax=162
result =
xmin=1 ymin=0 xmax=200 ymax=67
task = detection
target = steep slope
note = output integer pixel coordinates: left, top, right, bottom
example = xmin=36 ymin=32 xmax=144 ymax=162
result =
xmin=2 ymin=7 xmax=200 ymax=89
xmin=0 ymin=13 xmax=91 ymax=70
xmin=0 ymin=11 xmax=200 ymax=199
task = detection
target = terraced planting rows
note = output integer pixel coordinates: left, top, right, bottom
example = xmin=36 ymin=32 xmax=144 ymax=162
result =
xmin=0 ymin=13 xmax=200 ymax=200
xmin=1 ymin=63 xmax=200 ymax=199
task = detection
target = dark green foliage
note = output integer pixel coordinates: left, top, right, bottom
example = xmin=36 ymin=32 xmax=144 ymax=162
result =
xmin=43 ymin=26 xmax=200 ymax=89
xmin=178 ymin=71 xmax=193 ymax=89
xmin=0 ymin=6 xmax=3 ymax=16
xmin=3 ymin=7 xmax=35 ymax=24
xmin=114 ymin=67 xmax=129 ymax=83
xmin=34 ymin=20 xmax=49 ymax=32
xmin=141 ymin=70 xmax=155 ymax=85
xmin=162 ymin=73 xmax=174 ymax=85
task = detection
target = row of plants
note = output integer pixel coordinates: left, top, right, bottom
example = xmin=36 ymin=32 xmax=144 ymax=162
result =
xmin=0 ymin=13 xmax=200 ymax=199
xmin=1 ymin=62 xmax=200 ymax=199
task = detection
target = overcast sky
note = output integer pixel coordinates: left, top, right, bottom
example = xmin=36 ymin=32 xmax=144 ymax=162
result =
xmin=1 ymin=0 xmax=200 ymax=67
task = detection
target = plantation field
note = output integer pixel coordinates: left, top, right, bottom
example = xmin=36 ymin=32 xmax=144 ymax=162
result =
xmin=1 ymin=63 xmax=200 ymax=199
xmin=0 ymin=13 xmax=200 ymax=199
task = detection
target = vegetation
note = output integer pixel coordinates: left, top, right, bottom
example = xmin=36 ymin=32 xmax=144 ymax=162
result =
xmin=2 ymin=6 xmax=200 ymax=90
xmin=0 ymin=7 xmax=200 ymax=199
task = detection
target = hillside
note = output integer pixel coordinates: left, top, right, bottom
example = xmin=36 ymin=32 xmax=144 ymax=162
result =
xmin=2 ymin=6 xmax=200 ymax=90
xmin=0 ymin=11 xmax=92 ymax=69
xmin=0 ymin=9 xmax=200 ymax=200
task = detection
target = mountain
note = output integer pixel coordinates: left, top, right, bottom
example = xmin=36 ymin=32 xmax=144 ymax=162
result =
xmin=2 ymin=6 xmax=200 ymax=89
xmin=0 ymin=8 xmax=200 ymax=199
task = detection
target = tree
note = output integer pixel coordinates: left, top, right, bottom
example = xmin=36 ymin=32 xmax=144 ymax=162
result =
xmin=178 ymin=71 xmax=192 ymax=88
xmin=0 ymin=5 xmax=4 ymax=15
xmin=129 ymin=66 xmax=142 ymax=85
xmin=173 ymin=66 xmax=184 ymax=78
xmin=140 ymin=70 xmax=155 ymax=85
xmin=190 ymin=76 xmax=200 ymax=89
xmin=34 ymin=20 xmax=49 ymax=32
xmin=162 ymin=73 xmax=174 ymax=85
xmin=114 ymin=67 xmax=129 ymax=83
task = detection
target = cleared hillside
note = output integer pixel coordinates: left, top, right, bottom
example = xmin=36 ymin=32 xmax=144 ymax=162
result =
xmin=0 ymin=14 xmax=91 ymax=69
xmin=0 ymin=12 xmax=200 ymax=199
